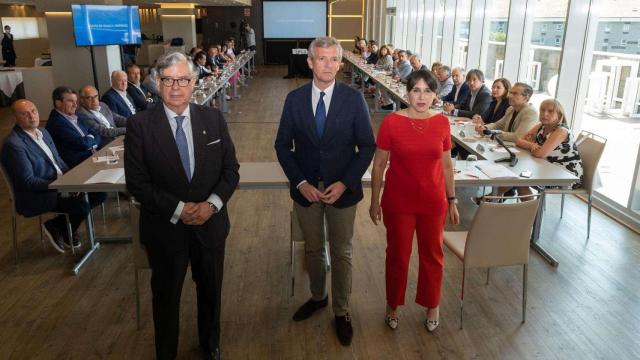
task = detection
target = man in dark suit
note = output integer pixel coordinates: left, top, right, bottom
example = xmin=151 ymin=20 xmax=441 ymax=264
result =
xmin=1 ymin=99 xmax=91 ymax=252
xmin=126 ymin=63 xmax=153 ymax=111
xmin=444 ymin=68 xmax=492 ymax=118
xmin=77 ymin=85 xmax=127 ymax=147
xmin=441 ymin=67 xmax=470 ymax=106
xmin=274 ymin=37 xmax=375 ymax=346
xmin=45 ymin=86 xmax=101 ymax=168
xmin=101 ymin=70 xmax=137 ymax=118
xmin=125 ymin=52 xmax=239 ymax=360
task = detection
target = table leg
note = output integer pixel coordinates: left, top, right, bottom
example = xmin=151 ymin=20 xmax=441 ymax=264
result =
xmin=72 ymin=192 xmax=101 ymax=275
xmin=530 ymin=192 xmax=559 ymax=267
xmin=232 ymin=77 xmax=240 ymax=99
xmin=220 ymin=85 xmax=229 ymax=113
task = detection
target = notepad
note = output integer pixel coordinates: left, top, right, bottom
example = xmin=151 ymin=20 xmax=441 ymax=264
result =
xmin=84 ymin=169 xmax=125 ymax=184
xmin=92 ymin=155 xmax=119 ymax=163
xmin=475 ymin=163 xmax=518 ymax=179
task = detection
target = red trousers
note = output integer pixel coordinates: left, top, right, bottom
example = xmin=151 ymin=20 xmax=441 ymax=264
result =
xmin=382 ymin=210 xmax=446 ymax=309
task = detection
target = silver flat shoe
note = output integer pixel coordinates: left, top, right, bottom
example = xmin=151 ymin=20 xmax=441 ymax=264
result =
xmin=425 ymin=319 xmax=439 ymax=332
xmin=385 ymin=316 xmax=399 ymax=330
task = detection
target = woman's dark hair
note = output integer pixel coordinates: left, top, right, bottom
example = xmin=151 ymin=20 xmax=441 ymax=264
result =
xmin=406 ymin=70 xmax=439 ymax=93
xmin=493 ymin=78 xmax=511 ymax=100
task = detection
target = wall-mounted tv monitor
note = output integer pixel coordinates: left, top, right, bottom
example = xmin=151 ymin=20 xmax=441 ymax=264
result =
xmin=263 ymin=1 xmax=327 ymax=39
xmin=72 ymin=4 xmax=141 ymax=46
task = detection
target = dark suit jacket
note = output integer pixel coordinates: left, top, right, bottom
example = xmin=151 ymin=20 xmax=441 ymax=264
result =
xmin=482 ymin=98 xmax=510 ymax=125
xmin=45 ymin=110 xmax=101 ymax=168
xmin=124 ymin=103 xmax=240 ymax=250
xmin=1 ymin=126 xmax=69 ymax=217
xmin=442 ymin=82 xmax=470 ymax=106
xmin=77 ymin=102 xmax=127 ymax=147
xmin=274 ymin=81 xmax=376 ymax=208
xmin=101 ymin=88 xmax=136 ymax=118
xmin=127 ymin=82 xmax=150 ymax=111
xmin=456 ymin=84 xmax=492 ymax=118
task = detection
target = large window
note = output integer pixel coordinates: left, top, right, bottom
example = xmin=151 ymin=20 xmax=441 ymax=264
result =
xmin=432 ymin=0 xmax=445 ymax=63
xmin=452 ymin=0 xmax=471 ymax=68
xmin=480 ymin=0 xmax=510 ymax=81
xmin=0 ymin=17 xmax=41 ymax=40
xmin=523 ymin=0 xmax=569 ymax=110
xmin=577 ymin=11 xmax=640 ymax=207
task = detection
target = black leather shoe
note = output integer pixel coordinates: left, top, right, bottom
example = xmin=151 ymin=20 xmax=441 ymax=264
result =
xmin=292 ymin=297 xmax=328 ymax=321
xmin=42 ymin=220 xmax=65 ymax=253
xmin=335 ymin=314 xmax=353 ymax=346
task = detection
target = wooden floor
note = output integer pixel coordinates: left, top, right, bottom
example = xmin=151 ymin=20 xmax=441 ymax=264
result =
xmin=0 ymin=66 xmax=639 ymax=359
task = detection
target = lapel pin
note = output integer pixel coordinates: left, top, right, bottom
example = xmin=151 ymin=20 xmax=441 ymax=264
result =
xmin=203 ymin=130 xmax=207 ymax=135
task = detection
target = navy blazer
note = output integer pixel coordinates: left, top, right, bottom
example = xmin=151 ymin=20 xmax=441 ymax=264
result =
xmin=455 ymin=84 xmax=492 ymax=119
xmin=482 ymin=98 xmax=510 ymax=124
xmin=1 ymin=126 xmax=69 ymax=217
xmin=45 ymin=110 xmax=101 ymax=168
xmin=275 ymin=81 xmax=376 ymax=208
xmin=442 ymin=82 xmax=470 ymax=107
xmin=102 ymin=88 xmax=136 ymax=118
xmin=126 ymin=82 xmax=150 ymax=111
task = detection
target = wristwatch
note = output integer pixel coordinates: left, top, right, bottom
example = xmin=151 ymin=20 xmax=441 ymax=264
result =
xmin=447 ymin=196 xmax=458 ymax=204
xmin=207 ymin=201 xmax=218 ymax=212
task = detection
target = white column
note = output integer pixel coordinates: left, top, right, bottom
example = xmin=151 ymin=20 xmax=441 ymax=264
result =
xmin=440 ymin=0 xmax=457 ymax=66
xmin=501 ymin=0 xmax=527 ymax=81
xmin=466 ymin=0 xmax=487 ymax=70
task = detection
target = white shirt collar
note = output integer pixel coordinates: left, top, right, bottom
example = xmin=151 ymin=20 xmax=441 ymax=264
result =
xmin=312 ymin=80 xmax=335 ymax=98
xmin=163 ymin=103 xmax=191 ymax=123
xmin=114 ymin=88 xmax=128 ymax=97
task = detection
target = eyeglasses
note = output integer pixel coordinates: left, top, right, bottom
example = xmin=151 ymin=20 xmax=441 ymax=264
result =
xmin=82 ymin=95 xmax=99 ymax=100
xmin=160 ymin=77 xmax=193 ymax=87
xmin=508 ymin=91 xmax=524 ymax=96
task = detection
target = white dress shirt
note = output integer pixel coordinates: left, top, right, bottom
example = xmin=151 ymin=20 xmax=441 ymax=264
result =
xmin=91 ymin=107 xmax=113 ymax=128
xmin=24 ymin=128 xmax=63 ymax=175
xmin=163 ymin=104 xmax=223 ymax=224
xmin=115 ymin=88 xmax=136 ymax=114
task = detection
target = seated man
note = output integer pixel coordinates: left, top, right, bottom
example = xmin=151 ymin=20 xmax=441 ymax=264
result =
xmin=102 ymin=70 xmax=137 ymax=118
xmin=77 ymin=85 xmax=127 ymax=147
xmin=381 ymin=50 xmax=412 ymax=110
xmin=400 ymin=54 xmax=428 ymax=84
xmin=46 ymin=86 xmax=101 ymax=168
xmin=126 ymin=64 xmax=154 ymax=111
xmin=436 ymin=65 xmax=454 ymax=98
xmin=441 ymin=67 xmax=470 ymax=106
xmin=205 ymin=45 xmax=223 ymax=70
xmin=443 ymin=69 xmax=492 ymax=119
xmin=1 ymin=100 xmax=96 ymax=252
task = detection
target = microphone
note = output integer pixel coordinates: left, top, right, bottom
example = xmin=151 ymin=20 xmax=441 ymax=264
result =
xmin=482 ymin=129 xmax=503 ymax=136
xmin=483 ymin=128 xmax=518 ymax=167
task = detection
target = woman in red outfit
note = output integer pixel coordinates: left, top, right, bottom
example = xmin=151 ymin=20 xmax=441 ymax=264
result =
xmin=370 ymin=70 xmax=459 ymax=331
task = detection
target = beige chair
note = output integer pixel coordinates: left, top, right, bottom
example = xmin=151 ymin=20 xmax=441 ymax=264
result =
xmin=130 ymin=199 xmax=150 ymax=329
xmin=0 ymin=163 xmax=74 ymax=263
xmin=444 ymin=195 xmax=540 ymax=329
xmin=544 ymin=130 xmax=606 ymax=238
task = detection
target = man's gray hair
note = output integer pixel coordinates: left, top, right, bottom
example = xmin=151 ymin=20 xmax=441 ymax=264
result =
xmin=155 ymin=51 xmax=196 ymax=78
xmin=308 ymin=36 xmax=343 ymax=60
xmin=452 ymin=67 xmax=465 ymax=74
xmin=111 ymin=70 xmax=127 ymax=82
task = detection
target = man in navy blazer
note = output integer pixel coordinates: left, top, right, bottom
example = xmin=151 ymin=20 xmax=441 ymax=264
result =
xmin=126 ymin=63 xmax=153 ymax=111
xmin=45 ymin=86 xmax=101 ymax=169
xmin=441 ymin=67 xmax=470 ymax=106
xmin=102 ymin=70 xmax=137 ymax=118
xmin=1 ymin=99 xmax=91 ymax=252
xmin=275 ymin=37 xmax=375 ymax=346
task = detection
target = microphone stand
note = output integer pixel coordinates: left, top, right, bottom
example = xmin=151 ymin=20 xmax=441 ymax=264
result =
xmin=490 ymin=133 xmax=518 ymax=167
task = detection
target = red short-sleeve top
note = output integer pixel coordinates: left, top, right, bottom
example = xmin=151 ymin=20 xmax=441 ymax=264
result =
xmin=376 ymin=112 xmax=452 ymax=215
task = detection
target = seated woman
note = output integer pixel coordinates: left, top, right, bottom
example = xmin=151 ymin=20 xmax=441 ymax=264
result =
xmin=474 ymin=82 xmax=538 ymax=142
xmin=375 ymin=45 xmax=393 ymax=71
xmin=472 ymin=78 xmax=511 ymax=126
xmin=515 ymin=99 xmax=584 ymax=196
xmin=193 ymin=51 xmax=214 ymax=79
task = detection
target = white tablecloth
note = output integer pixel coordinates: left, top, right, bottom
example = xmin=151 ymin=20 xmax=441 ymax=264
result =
xmin=0 ymin=70 xmax=23 ymax=97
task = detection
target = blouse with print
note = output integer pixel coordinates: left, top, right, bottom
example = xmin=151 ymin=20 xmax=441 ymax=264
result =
xmin=376 ymin=113 xmax=452 ymax=215
xmin=535 ymin=125 xmax=584 ymax=189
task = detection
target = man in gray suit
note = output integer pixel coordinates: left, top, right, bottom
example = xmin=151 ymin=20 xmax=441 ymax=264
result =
xmin=77 ymin=85 xmax=127 ymax=147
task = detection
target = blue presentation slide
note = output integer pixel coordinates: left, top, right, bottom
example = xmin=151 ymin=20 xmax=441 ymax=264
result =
xmin=263 ymin=1 xmax=326 ymax=38
xmin=72 ymin=5 xmax=141 ymax=46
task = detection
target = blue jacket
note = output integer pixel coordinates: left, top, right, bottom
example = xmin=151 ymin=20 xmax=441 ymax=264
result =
xmin=1 ymin=126 xmax=69 ymax=217
xmin=101 ymin=88 xmax=136 ymax=118
xmin=45 ymin=109 xmax=101 ymax=168
xmin=126 ymin=81 xmax=150 ymax=112
xmin=442 ymin=81 xmax=470 ymax=107
xmin=275 ymin=81 xmax=376 ymax=208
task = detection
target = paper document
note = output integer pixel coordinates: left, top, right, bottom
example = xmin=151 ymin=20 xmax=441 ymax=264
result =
xmin=108 ymin=145 xmax=125 ymax=153
xmin=475 ymin=163 xmax=518 ymax=179
xmin=490 ymin=146 xmax=520 ymax=154
xmin=92 ymin=155 xmax=119 ymax=163
xmin=84 ymin=168 xmax=125 ymax=184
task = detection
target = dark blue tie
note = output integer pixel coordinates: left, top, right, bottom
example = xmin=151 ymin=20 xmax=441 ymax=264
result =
xmin=315 ymin=91 xmax=326 ymax=137
xmin=174 ymin=115 xmax=191 ymax=181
